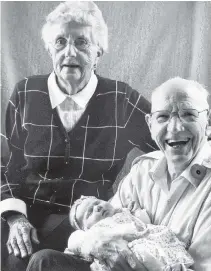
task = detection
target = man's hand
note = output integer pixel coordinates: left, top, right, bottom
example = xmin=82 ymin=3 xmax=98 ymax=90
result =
xmin=98 ymin=239 xmax=148 ymax=271
xmin=7 ymin=214 xmax=40 ymax=258
xmin=81 ymin=228 xmax=148 ymax=271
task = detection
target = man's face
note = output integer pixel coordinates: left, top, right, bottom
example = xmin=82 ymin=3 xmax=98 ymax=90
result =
xmin=146 ymin=86 xmax=209 ymax=167
xmin=76 ymin=198 xmax=116 ymax=230
xmin=48 ymin=21 xmax=101 ymax=92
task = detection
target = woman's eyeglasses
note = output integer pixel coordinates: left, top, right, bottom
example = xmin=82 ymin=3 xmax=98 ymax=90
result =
xmin=51 ymin=37 xmax=90 ymax=51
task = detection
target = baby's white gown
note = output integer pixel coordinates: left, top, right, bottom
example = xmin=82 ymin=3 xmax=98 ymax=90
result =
xmin=65 ymin=209 xmax=194 ymax=271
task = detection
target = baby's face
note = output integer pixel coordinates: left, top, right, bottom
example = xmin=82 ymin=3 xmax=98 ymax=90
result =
xmin=76 ymin=198 xmax=116 ymax=230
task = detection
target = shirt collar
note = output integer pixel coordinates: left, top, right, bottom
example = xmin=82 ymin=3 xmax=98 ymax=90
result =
xmin=149 ymin=154 xmax=168 ymax=192
xmin=149 ymin=141 xmax=211 ymax=188
xmin=48 ymin=71 xmax=98 ymax=109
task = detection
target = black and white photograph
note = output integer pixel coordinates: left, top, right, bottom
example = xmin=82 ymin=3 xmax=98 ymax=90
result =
xmin=1 ymin=1 xmax=211 ymax=271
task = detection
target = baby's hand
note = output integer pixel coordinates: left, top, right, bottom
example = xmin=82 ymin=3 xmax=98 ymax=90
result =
xmin=65 ymin=230 xmax=87 ymax=258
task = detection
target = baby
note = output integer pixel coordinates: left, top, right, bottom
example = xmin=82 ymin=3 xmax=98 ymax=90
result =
xmin=64 ymin=196 xmax=194 ymax=271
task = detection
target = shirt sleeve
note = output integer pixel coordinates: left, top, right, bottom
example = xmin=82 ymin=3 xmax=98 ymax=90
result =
xmin=0 ymin=81 xmax=27 ymax=217
xmin=123 ymin=85 xmax=158 ymax=153
xmin=188 ymin=193 xmax=211 ymax=271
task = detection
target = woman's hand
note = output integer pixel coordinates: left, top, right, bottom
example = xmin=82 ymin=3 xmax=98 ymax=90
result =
xmin=7 ymin=214 xmax=40 ymax=258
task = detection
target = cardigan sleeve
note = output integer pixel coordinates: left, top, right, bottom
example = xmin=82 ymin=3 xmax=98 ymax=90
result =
xmin=0 ymin=81 xmax=27 ymax=217
xmin=123 ymin=85 xmax=158 ymax=153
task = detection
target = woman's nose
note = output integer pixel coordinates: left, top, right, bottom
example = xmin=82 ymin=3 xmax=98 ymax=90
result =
xmin=64 ymin=43 xmax=77 ymax=57
xmin=167 ymin=115 xmax=184 ymax=133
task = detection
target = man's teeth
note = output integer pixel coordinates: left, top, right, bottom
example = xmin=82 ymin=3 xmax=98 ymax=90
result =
xmin=166 ymin=139 xmax=190 ymax=148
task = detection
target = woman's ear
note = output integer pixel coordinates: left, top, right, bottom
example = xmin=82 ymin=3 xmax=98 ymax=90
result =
xmin=47 ymin=45 xmax=53 ymax=58
xmin=93 ymin=49 xmax=103 ymax=71
xmin=97 ymin=47 xmax=103 ymax=57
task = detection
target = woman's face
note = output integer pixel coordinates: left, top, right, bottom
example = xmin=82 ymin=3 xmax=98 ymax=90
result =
xmin=48 ymin=21 xmax=101 ymax=92
xmin=76 ymin=198 xmax=116 ymax=230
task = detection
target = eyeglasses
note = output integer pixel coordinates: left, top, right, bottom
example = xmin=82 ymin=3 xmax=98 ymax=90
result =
xmin=51 ymin=37 xmax=91 ymax=51
xmin=150 ymin=109 xmax=208 ymax=123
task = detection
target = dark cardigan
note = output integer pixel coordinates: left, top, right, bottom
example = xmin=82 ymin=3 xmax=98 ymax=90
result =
xmin=2 ymin=74 xmax=156 ymax=208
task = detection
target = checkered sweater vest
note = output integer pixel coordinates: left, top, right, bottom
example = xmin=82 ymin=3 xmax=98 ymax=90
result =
xmin=2 ymin=74 xmax=156 ymax=207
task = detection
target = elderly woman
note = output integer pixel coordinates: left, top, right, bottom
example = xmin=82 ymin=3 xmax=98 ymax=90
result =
xmin=0 ymin=2 xmax=156 ymax=271
xmin=27 ymin=77 xmax=211 ymax=271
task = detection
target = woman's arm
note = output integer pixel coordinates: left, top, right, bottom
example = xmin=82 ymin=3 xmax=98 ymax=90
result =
xmin=1 ymin=80 xmax=27 ymax=215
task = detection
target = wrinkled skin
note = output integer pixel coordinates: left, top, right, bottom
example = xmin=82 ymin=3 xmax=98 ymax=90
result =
xmin=7 ymin=214 xmax=40 ymax=258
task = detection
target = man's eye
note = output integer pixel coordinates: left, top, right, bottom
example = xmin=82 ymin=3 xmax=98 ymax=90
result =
xmin=182 ymin=111 xmax=196 ymax=117
xmin=181 ymin=110 xmax=198 ymax=121
xmin=156 ymin=114 xmax=169 ymax=122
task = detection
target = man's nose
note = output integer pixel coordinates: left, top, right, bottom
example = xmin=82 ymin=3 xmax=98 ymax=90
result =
xmin=167 ymin=115 xmax=184 ymax=133
xmin=64 ymin=43 xmax=77 ymax=57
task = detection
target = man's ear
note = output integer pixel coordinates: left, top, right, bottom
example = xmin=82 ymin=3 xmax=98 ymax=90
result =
xmin=97 ymin=47 xmax=103 ymax=57
xmin=145 ymin=114 xmax=152 ymax=131
xmin=205 ymin=109 xmax=211 ymax=137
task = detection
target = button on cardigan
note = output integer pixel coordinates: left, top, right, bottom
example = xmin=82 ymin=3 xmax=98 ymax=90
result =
xmin=1 ymin=74 xmax=157 ymax=216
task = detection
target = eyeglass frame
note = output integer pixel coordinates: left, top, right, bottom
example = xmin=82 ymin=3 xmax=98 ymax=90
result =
xmin=49 ymin=36 xmax=92 ymax=51
xmin=149 ymin=108 xmax=209 ymax=123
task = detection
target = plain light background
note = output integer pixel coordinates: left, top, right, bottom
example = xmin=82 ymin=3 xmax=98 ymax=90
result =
xmin=1 ymin=1 xmax=211 ymax=176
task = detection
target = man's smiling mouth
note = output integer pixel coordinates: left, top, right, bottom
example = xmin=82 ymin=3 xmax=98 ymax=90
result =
xmin=165 ymin=138 xmax=191 ymax=149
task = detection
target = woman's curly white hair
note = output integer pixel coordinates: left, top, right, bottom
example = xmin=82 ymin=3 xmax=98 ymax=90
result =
xmin=41 ymin=1 xmax=108 ymax=53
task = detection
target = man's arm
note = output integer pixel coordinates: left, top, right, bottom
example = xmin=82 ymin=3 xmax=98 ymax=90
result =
xmin=188 ymin=194 xmax=211 ymax=271
xmin=110 ymin=162 xmax=142 ymax=210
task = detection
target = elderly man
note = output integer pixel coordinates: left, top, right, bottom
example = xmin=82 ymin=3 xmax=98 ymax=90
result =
xmin=27 ymin=77 xmax=211 ymax=271
xmin=1 ymin=2 xmax=157 ymax=271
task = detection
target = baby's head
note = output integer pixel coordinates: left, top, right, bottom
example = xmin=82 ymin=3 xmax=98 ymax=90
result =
xmin=69 ymin=196 xmax=116 ymax=230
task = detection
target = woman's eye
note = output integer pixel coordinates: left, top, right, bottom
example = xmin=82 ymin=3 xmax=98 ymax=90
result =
xmin=56 ymin=38 xmax=66 ymax=45
xmin=75 ymin=38 xmax=89 ymax=48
